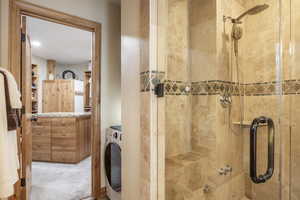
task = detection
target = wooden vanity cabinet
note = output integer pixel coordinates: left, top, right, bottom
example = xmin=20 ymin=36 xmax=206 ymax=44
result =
xmin=51 ymin=118 xmax=77 ymax=163
xmin=32 ymin=116 xmax=91 ymax=163
xmin=32 ymin=118 xmax=51 ymax=161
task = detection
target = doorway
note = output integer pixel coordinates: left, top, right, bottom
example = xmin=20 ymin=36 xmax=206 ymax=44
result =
xmin=27 ymin=16 xmax=93 ymax=200
xmin=9 ymin=1 xmax=102 ymax=199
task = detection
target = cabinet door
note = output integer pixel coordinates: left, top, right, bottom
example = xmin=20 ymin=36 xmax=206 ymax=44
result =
xmin=77 ymin=117 xmax=91 ymax=159
xmin=51 ymin=118 xmax=77 ymax=163
xmin=58 ymin=80 xmax=74 ymax=112
xmin=32 ymin=118 xmax=51 ymax=161
xmin=43 ymin=80 xmax=75 ymax=112
xmin=43 ymin=80 xmax=59 ymax=112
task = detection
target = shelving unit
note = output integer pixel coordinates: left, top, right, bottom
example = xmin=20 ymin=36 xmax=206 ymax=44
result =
xmin=32 ymin=64 xmax=39 ymax=114
xmin=84 ymin=71 xmax=92 ymax=112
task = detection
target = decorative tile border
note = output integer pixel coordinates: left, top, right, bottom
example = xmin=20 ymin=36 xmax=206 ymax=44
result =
xmin=244 ymin=82 xmax=281 ymax=96
xmin=164 ymin=80 xmax=242 ymax=96
xmin=140 ymin=70 xmax=165 ymax=92
xmin=241 ymin=80 xmax=298 ymax=96
xmin=191 ymin=80 xmax=242 ymax=96
xmin=140 ymin=71 xmax=300 ymax=96
xmin=164 ymin=80 xmax=191 ymax=95
xmin=165 ymin=80 xmax=300 ymax=96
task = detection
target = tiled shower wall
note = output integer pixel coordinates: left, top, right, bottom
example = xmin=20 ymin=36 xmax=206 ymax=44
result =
xmin=165 ymin=0 xmax=191 ymax=158
xmin=161 ymin=0 xmax=298 ymax=199
xmin=140 ymin=0 xmax=300 ymax=199
xmin=163 ymin=0 xmax=246 ymax=199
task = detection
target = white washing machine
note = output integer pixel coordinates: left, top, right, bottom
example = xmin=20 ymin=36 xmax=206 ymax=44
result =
xmin=105 ymin=126 xmax=122 ymax=200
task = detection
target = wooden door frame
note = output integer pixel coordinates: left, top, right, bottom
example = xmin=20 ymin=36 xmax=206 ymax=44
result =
xmin=8 ymin=0 xmax=102 ymax=199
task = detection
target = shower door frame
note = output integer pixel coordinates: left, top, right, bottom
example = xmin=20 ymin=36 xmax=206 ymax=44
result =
xmin=153 ymin=0 xmax=288 ymax=199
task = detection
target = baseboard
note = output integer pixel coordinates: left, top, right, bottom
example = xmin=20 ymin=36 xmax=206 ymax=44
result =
xmin=100 ymin=187 xmax=107 ymax=198
xmin=81 ymin=187 xmax=106 ymax=200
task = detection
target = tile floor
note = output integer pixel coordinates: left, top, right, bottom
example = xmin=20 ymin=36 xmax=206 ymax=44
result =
xmin=31 ymin=157 xmax=91 ymax=200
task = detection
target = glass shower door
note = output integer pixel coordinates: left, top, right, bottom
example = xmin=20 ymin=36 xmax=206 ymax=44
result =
xmin=239 ymin=1 xmax=284 ymax=199
xmin=156 ymin=0 xmax=285 ymax=199
xmin=289 ymin=0 xmax=300 ymax=199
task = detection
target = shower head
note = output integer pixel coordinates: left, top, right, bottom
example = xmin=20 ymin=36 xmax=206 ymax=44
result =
xmin=235 ymin=4 xmax=269 ymax=22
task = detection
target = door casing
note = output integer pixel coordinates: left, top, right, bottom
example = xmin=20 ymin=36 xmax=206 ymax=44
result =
xmin=8 ymin=0 xmax=102 ymax=199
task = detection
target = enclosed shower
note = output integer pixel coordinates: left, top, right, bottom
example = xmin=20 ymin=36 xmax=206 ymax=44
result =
xmin=156 ymin=0 xmax=300 ymax=199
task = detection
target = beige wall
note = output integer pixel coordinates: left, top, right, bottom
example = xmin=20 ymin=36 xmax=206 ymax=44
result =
xmin=0 ymin=0 xmax=1 ymax=64
xmin=0 ymin=0 xmax=121 ymax=189
xmin=121 ymin=0 xmax=141 ymax=199
xmin=0 ymin=0 xmax=9 ymax=68
xmin=190 ymin=0 xmax=217 ymax=82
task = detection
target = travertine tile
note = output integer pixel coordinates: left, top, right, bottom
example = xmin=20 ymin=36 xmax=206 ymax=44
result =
xmin=167 ymin=0 xmax=189 ymax=81
xmin=159 ymin=0 xmax=299 ymax=199
xmin=166 ymin=95 xmax=191 ymax=156
xmin=166 ymin=150 xmax=209 ymax=200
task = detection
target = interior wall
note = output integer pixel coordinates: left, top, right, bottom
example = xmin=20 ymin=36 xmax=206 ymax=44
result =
xmin=105 ymin=3 xmax=122 ymax=128
xmin=242 ymin=0 xmax=278 ymax=84
xmin=0 ymin=0 xmax=9 ymax=68
xmin=165 ymin=0 xmax=191 ymax=158
xmin=55 ymin=63 xmax=89 ymax=80
xmin=0 ymin=0 xmax=121 ymax=188
xmin=190 ymin=0 xmax=217 ymax=82
xmin=121 ymin=0 xmax=141 ymax=199
xmin=0 ymin=0 xmax=2 ymax=65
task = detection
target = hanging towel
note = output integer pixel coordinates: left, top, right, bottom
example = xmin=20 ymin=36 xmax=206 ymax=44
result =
xmin=0 ymin=68 xmax=22 ymax=108
xmin=0 ymin=68 xmax=22 ymax=198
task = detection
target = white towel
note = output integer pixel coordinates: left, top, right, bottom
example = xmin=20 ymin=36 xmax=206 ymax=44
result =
xmin=0 ymin=68 xmax=22 ymax=198
xmin=0 ymin=68 xmax=22 ymax=109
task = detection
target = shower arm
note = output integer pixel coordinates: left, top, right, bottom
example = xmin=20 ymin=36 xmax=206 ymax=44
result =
xmin=223 ymin=16 xmax=242 ymax=24
xmin=235 ymin=12 xmax=249 ymax=22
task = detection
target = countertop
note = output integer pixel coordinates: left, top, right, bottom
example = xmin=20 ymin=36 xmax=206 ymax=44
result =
xmin=33 ymin=112 xmax=91 ymax=118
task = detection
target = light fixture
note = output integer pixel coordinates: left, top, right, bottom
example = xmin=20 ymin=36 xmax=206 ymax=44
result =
xmin=31 ymin=41 xmax=41 ymax=47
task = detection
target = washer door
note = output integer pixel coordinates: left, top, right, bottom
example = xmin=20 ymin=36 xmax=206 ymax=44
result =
xmin=105 ymin=143 xmax=121 ymax=192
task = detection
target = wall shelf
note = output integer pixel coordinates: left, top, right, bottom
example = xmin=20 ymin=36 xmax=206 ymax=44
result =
xmin=84 ymin=71 xmax=92 ymax=112
xmin=32 ymin=64 xmax=39 ymax=114
xmin=232 ymin=121 xmax=267 ymax=127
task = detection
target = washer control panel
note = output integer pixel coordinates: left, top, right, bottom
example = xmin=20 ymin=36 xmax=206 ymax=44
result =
xmin=106 ymin=127 xmax=122 ymax=144
xmin=114 ymin=132 xmax=119 ymax=139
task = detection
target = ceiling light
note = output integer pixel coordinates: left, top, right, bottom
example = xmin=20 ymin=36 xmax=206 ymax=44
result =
xmin=31 ymin=41 xmax=41 ymax=47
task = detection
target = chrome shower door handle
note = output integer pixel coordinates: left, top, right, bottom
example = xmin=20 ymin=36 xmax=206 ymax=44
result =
xmin=250 ymin=116 xmax=275 ymax=184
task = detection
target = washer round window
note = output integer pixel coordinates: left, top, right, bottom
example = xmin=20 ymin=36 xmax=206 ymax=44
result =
xmin=105 ymin=143 xmax=121 ymax=192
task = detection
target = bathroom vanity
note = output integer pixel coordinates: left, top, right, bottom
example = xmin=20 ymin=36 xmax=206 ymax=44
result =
xmin=32 ymin=112 xmax=91 ymax=163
